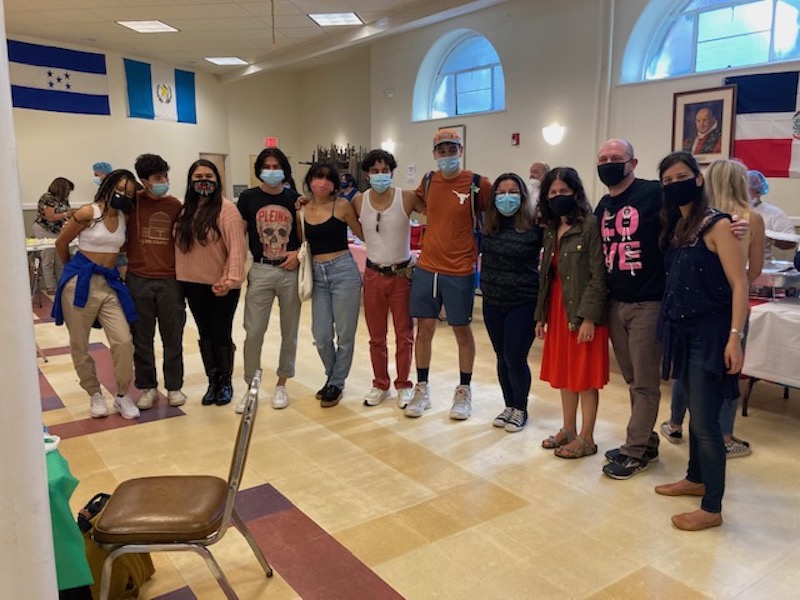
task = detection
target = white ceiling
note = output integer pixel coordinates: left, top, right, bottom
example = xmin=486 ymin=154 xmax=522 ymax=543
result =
xmin=3 ymin=0 xmax=506 ymax=80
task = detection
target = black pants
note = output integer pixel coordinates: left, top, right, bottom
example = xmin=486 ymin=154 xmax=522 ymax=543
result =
xmin=127 ymin=273 xmax=186 ymax=390
xmin=181 ymin=282 xmax=240 ymax=345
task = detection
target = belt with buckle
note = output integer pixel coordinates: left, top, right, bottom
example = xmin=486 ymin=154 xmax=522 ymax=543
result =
xmin=366 ymin=258 xmax=411 ymax=276
xmin=257 ymin=257 xmax=285 ymax=266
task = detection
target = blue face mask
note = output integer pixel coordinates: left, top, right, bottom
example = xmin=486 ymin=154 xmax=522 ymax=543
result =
xmin=150 ymin=182 xmax=170 ymax=197
xmin=369 ymin=173 xmax=392 ymax=193
xmin=93 ymin=177 xmax=102 ymax=186
xmin=437 ymin=157 xmax=461 ymax=174
xmin=260 ymin=169 xmax=285 ymax=186
xmin=495 ymin=193 xmax=521 ymax=216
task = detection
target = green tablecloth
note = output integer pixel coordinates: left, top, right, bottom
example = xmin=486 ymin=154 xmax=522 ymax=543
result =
xmin=47 ymin=449 xmax=93 ymax=590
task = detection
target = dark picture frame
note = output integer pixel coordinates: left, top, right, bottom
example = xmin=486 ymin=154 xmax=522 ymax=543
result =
xmin=672 ymin=85 xmax=736 ymax=164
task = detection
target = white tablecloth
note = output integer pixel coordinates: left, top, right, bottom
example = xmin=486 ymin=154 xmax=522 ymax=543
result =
xmin=742 ymin=297 xmax=800 ymax=388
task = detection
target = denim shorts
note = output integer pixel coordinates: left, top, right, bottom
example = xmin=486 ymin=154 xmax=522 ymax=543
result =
xmin=410 ymin=267 xmax=475 ymax=325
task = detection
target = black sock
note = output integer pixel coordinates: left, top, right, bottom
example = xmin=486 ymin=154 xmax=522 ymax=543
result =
xmin=460 ymin=372 xmax=472 ymax=386
xmin=417 ymin=368 xmax=429 ymax=383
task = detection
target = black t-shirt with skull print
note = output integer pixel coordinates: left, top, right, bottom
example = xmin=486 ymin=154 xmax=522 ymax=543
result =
xmin=238 ymin=186 xmax=301 ymax=261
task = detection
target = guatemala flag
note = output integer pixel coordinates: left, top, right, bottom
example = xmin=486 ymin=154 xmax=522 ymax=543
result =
xmin=725 ymin=71 xmax=800 ymax=178
xmin=7 ymin=40 xmax=110 ymax=115
xmin=124 ymin=58 xmax=196 ymax=124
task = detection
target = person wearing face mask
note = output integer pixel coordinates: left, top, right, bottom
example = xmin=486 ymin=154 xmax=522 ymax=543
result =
xmin=51 ymin=169 xmax=140 ymax=421
xmin=351 ymin=149 xmax=426 ymax=409
xmin=339 ymin=173 xmax=358 ymax=202
xmin=535 ymin=168 xmax=608 ymax=456
xmin=92 ymin=161 xmax=113 ymax=187
xmin=126 ymin=154 xmax=187 ymax=411
xmin=302 ymin=161 xmax=364 ymax=407
xmin=528 ymin=161 xmax=550 ymax=199
xmin=654 ymin=151 xmax=748 ymax=531
xmin=175 ymin=159 xmax=247 ymax=407
xmin=405 ymin=128 xmax=492 ymax=421
xmin=746 ymin=170 xmax=796 ymax=261
xmin=235 ymin=148 xmax=301 ymax=414
xmin=480 ymin=173 xmax=543 ymax=433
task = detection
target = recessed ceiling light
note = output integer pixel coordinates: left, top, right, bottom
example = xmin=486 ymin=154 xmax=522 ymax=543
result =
xmin=308 ymin=13 xmax=363 ymax=26
xmin=116 ymin=20 xmax=179 ymax=34
xmin=205 ymin=57 xmax=249 ymax=66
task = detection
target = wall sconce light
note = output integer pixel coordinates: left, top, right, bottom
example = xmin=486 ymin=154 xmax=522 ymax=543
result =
xmin=381 ymin=139 xmax=396 ymax=154
xmin=542 ymin=122 xmax=566 ymax=146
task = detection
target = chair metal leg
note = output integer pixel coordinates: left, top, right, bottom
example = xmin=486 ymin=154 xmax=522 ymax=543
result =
xmin=98 ymin=548 xmax=121 ymax=600
xmin=232 ymin=509 xmax=273 ymax=577
xmin=193 ymin=546 xmax=238 ymax=599
xmin=741 ymin=377 xmax=759 ymax=417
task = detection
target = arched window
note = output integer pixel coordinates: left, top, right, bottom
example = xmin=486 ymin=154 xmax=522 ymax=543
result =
xmin=623 ymin=0 xmax=800 ymax=82
xmin=412 ymin=30 xmax=505 ymax=121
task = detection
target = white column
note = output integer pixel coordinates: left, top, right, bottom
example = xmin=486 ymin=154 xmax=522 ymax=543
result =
xmin=0 ymin=5 xmax=59 ymax=598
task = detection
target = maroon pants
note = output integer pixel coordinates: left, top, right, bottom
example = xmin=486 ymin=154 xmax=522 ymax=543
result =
xmin=363 ymin=268 xmax=414 ymax=391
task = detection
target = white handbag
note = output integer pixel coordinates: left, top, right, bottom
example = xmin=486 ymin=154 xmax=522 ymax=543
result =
xmin=297 ymin=208 xmax=313 ymax=302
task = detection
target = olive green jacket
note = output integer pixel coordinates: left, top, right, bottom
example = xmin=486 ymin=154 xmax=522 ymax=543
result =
xmin=534 ymin=213 xmax=608 ymax=329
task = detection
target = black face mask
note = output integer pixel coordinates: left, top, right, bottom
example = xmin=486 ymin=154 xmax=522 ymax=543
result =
xmin=550 ymin=194 xmax=575 ymax=217
xmin=663 ymin=177 xmax=701 ymax=207
xmin=597 ymin=161 xmax=629 ymax=187
xmin=193 ymin=179 xmax=217 ymax=197
xmin=110 ymin=192 xmax=134 ymax=212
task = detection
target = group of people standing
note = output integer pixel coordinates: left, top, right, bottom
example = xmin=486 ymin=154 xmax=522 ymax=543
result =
xmin=47 ymin=127 xmax=771 ymax=533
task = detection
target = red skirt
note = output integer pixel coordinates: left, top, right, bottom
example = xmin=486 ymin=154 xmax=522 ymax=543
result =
xmin=540 ymin=268 xmax=609 ymax=392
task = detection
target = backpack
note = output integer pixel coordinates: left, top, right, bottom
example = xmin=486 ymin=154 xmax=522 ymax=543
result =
xmin=78 ymin=493 xmax=155 ymax=599
xmin=421 ymin=170 xmax=484 ymax=250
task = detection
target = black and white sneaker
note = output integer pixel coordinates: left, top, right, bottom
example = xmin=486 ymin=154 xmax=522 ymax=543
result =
xmin=602 ymin=454 xmax=650 ymax=480
xmin=604 ymin=446 xmax=659 ymax=463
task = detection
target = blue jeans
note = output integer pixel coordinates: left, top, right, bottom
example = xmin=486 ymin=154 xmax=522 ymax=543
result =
xmin=482 ymin=300 xmax=536 ymax=412
xmin=678 ymin=332 xmax=726 ymax=513
xmin=311 ymin=253 xmax=362 ymax=389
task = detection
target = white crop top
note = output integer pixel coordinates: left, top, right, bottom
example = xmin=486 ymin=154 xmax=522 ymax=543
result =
xmin=79 ymin=203 xmax=126 ymax=253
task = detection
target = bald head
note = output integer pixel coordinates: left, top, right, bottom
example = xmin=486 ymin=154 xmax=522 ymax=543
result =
xmin=597 ymin=139 xmax=635 ymax=163
xmin=529 ymin=161 xmax=550 ymax=182
xmin=695 ymin=109 xmax=717 ymax=135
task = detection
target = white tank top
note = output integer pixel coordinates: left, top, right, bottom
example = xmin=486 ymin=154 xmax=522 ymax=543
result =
xmin=79 ymin=203 xmax=126 ymax=254
xmin=361 ymin=188 xmax=411 ymax=265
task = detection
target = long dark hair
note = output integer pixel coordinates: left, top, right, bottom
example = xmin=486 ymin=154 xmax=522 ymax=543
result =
xmin=483 ymin=172 xmax=537 ymax=235
xmin=175 ymin=159 xmax=223 ymax=252
xmin=76 ymin=169 xmax=136 ymax=225
xmin=539 ymin=167 xmax=591 ymax=229
xmin=658 ymin=151 xmax=708 ymax=250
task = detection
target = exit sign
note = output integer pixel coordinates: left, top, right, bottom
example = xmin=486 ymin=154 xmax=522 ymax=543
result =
xmin=264 ymin=137 xmax=278 ymax=148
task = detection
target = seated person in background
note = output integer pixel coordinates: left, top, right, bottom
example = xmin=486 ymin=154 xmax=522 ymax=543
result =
xmin=747 ymin=170 xmax=796 ymax=261
xmin=32 ymin=177 xmax=75 ymax=294
xmin=339 ymin=173 xmax=358 ymax=202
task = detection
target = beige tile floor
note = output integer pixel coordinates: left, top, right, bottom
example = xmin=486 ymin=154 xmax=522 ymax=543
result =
xmin=37 ymin=291 xmax=800 ymax=599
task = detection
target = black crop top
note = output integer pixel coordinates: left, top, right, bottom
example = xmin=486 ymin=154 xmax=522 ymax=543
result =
xmin=304 ymin=204 xmax=349 ymax=255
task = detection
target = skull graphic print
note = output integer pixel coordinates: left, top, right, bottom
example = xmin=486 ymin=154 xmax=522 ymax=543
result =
xmin=257 ymin=205 xmax=292 ymax=260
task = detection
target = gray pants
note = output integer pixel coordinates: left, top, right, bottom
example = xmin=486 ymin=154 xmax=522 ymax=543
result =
xmin=126 ymin=273 xmax=186 ymax=391
xmin=31 ymin=222 xmax=63 ymax=291
xmin=608 ymin=299 xmax=662 ymax=459
xmin=242 ymin=263 xmax=301 ymax=384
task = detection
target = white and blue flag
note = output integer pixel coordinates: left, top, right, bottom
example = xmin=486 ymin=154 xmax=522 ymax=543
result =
xmin=124 ymin=58 xmax=196 ymax=124
xmin=8 ymin=40 xmax=110 ymax=115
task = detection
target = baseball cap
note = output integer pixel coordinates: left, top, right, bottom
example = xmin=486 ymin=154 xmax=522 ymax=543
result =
xmin=433 ymin=128 xmax=462 ymax=148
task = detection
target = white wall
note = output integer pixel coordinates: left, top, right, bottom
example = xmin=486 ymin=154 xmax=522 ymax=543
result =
xmin=12 ymin=36 xmax=230 ymax=213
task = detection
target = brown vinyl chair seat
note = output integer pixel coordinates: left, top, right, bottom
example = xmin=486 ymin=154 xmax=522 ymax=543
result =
xmin=93 ymin=475 xmax=229 ymax=544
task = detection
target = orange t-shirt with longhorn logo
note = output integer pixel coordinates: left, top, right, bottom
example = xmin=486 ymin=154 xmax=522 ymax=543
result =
xmin=414 ymin=170 xmax=492 ymax=276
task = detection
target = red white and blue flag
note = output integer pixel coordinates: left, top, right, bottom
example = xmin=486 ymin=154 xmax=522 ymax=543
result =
xmin=725 ymin=71 xmax=800 ymax=178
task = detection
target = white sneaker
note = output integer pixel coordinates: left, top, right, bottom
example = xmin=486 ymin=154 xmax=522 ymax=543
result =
xmin=404 ymin=382 xmax=431 ymax=418
xmin=167 ymin=390 xmax=187 ymax=407
xmin=114 ymin=394 xmax=140 ymax=420
xmin=235 ymin=390 xmax=248 ymax=415
xmin=397 ymin=387 xmax=414 ymax=409
xmin=136 ymin=388 xmax=158 ymax=410
xmin=449 ymin=385 xmax=472 ymax=420
xmin=89 ymin=392 xmax=108 ymax=418
xmin=363 ymin=387 xmax=390 ymax=406
xmin=272 ymin=386 xmax=290 ymax=409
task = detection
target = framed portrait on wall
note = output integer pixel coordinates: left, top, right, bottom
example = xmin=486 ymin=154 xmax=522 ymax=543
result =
xmin=438 ymin=124 xmax=467 ymax=168
xmin=672 ymin=85 xmax=736 ymax=164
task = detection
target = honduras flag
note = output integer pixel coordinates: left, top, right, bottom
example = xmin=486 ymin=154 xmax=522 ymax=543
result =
xmin=124 ymin=58 xmax=196 ymax=124
xmin=7 ymin=40 xmax=110 ymax=115
xmin=725 ymin=71 xmax=800 ymax=177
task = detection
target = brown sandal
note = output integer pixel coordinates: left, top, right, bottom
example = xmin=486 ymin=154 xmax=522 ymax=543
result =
xmin=541 ymin=428 xmax=575 ymax=449
xmin=554 ymin=436 xmax=598 ymax=459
